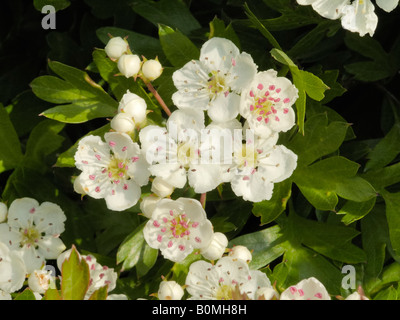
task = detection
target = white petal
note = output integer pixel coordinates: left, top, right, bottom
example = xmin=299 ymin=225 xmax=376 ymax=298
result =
xmin=312 ymin=0 xmax=350 ymax=20
xmin=0 ymin=224 xmax=22 ymax=251
xmin=376 ymin=0 xmax=398 ymax=12
xmin=104 ymin=180 xmax=142 ymax=211
xmin=340 ymin=0 xmax=378 ymax=37
xmin=34 ymin=202 xmax=66 ymax=236
xmin=229 ymin=52 xmax=257 ymax=92
xmin=207 ymin=92 xmax=241 ymax=122
xmin=188 ymin=163 xmax=223 ymax=193
xmin=280 ymin=277 xmax=331 ymax=300
xmin=200 ymin=37 xmax=240 ymax=71
xmin=231 ymin=171 xmax=274 ymax=202
xmin=19 ymin=245 xmax=45 ymax=274
xmin=167 ymin=109 xmax=205 ymax=139
xmin=7 ymin=197 xmax=39 ymax=229
xmin=74 ymin=135 xmax=111 ymax=170
xmin=150 ymin=163 xmax=187 ymax=188
xmin=37 ymin=236 xmax=66 ymax=260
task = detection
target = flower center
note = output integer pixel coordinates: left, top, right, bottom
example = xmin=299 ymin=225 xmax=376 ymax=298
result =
xmin=177 ymin=142 xmax=198 ymax=169
xmin=216 ymin=284 xmax=234 ymax=300
xmin=107 ymin=157 xmax=129 ymax=181
xmin=21 ymin=226 xmax=41 ymax=248
xmin=207 ymin=71 xmax=228 ymax=98
xmin=235 ymin=144 xmax=258 ymax=169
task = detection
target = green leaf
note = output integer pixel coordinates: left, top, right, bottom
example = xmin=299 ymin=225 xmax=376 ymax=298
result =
xmin=136 ymin=243 xmax=159 ymax=278
xmin=209 ymin=17 xmax=241 ymax=49
xmin=88 ymin=285 xmax=108 ymax=300
xmin=252 ymin=180 xmax=292 ymax=225
xmin=61 ymin=246 xmax=90 ymax=300
xmin=365 ymin=123 xmax=400 ymax=172
xmin=338 ymin=197 xmax=376 ymax=225
xmin=230 ymin=225 xmax=287 ymax=270
xmin=382 ymin=191 xmax=400 ymax=257
xmin=31 ymin=61 xmax=118 ymax=123
xmin=44 ymin=289 xmax=63 ymax=300
xmin=0 ymin=104 xmax=23 ymax=173
xmin=33 ymin=0 xmax=70 ymax=11
xmin=374 ymin=286 xmax=398 ymax=300
xmin=14 ymin=288 xmax=37 ymax=300
xmin=130 ymin=0 xmax=201 ymax=35
xmin=117 ymin=222 xmax=146 ymax=271
xmin=287 ymin=113 xmax=349 ymax=166
xmin=158 ymin=24 xmax=200 ymax=68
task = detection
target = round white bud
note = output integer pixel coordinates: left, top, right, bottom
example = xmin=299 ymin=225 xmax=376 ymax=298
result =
xmin=200 ymin=232 xmax=228 ymax=261
xmin=158 ymin=281 xmax=184 ymax=300
xmin=110 ymin=113 xmax=135 ymax=134
xmin=0 ymin=202 xmax=7 ymax=223
xmin=105 ymin=37 xmax=129 ymax=60
xmin=140 ymin=194 xmax=161 ymax=219
xmin=151 ymin=177 xmax=174 ymax=198
xmin=118 ymin=91 xmax=147 ymax=124
xmin=228 ymin=245 xmax=252 ymax=263
xmin=28 ymin=269 xmax=54 ymax=294
xmin=142 ymin=59 xmax=163 ymax=81
xmin=118 ymin=54 xmax=141 ymax=78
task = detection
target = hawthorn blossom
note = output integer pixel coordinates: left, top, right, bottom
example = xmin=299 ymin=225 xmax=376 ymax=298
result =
xmin=0 ymin=242 xmax=26 ymax=294
xmin=280 ymin=277 xmax=331 ymax=300
xmin=104 ymin=36 xmax=129 ymax=60
xmin=28 ymin=269 xmax=55 ymax=294
xmin=227 ymin=134 xmax=298 ymax=202
xmin=0 ymin=202 xmax=7 ymax=222
xmin=57 ymin=249 xmax=118 ymax=299
xmin=172 ymin=37 xmax=257 ymax=122
xmin=0 ymin=197 xmax=66 ymax=273
xmin=139 ymin=109 xmax=226 ymax=193
xmin=74 ymin=132 xmax=150 ymax=211
xmin=143 ymin=198 xmax=214 ymax=262
xmin=296 ymin=0 xmax=397 ymax=37
xmin=185 ymin=256 xmax=273 ymax=300
xmin=240 ymin=70 xmax=298 ymax=138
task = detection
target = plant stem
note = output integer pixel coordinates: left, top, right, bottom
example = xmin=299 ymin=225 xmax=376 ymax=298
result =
xmin=145 ymin=80 xmax=172 ymax=117
xmin=200 ymin=193 xmax=207 ymax=209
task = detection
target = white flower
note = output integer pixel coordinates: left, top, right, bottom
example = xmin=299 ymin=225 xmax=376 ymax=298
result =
xmin=140 ymin=194 xmax=162 ymax=219
xmin=228 ymin=245 xmax=252 ymax=263
xmin=110 ymin=113 xmax=135 ymax=134
xmin=256 ymin=287 xmax=280 ymax=300
xmin=158 ymin=280 xmax=184 ymax=300
xmin=143 ymin=198 xmax=214 ymax=262
xmin=200 ymin=232 xmax=228 ymax=261
xmin=57 ymin=249 xmax=118 ymax=298
xmin=118 ymin=90 xmax=147 ymax=125
xmin=240 ymin=70 xmax=298 ymax=138
xmin=0 ymin=197 xmax=66 ymax=273
xmin=28 ymin=269 xmax=54 ymax=294
xmin=142 ymin=59 xmax=163 ymax=81
xmin=228 ymin=135 xmax=298 ymax=202
xmin=185 ymin=256 xmax=272 ymax=300
xmin=280 ymin=277 xmax=331 ymax=300
xmin=74 ymin=132 xmax=150 ymax=211
xmin=0 ymin=241 xmax=26 ymax=293
xmin=0 ymin=290 xmax=12 ymax=300
xmin=340 ymin=0 xmax=378 ymax=37
xmin=151 ymin=177 xmax=175 ymax=198
xmin=0 ymin=202 xmax=7 ymax=223
xmin=107 ymin=294 xmax=129 ymax=300
xmin=345 ymin=291 xmax=369 ymax=300
xmin=376 ymin=0 xmax=399 ymax=12
xmin=118 ymin=54 xmax=142 ymax=78
xmin=296 ymin=0 xmax=350 ymax=19
xmin=140 ymin=109 xmax=226 ymax=193
xmin=105 ymin=36 xmax=129 ymax=60
xmin=172 ymin=37 xmax=257 ymax=122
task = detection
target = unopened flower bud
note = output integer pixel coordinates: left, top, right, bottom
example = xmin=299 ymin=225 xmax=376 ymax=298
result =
xmin=118 ymin=91 xmax=147 ymax=124
xmin=110 ymin=113 xmax=135 ymax=134
xmin=158 ymin=281 xmax=184 ymax=300
xmin=118 ymin=54 xmax=141 ymax=78
xmin=73 ymin=175 xmax=86 ymax=195
xmin=151 ymin=177 xmax=174 ymax=198
xmin=0 ymin=202 xmax=7 ymax=223
xmin=105 ymin=37 xmax=129 ymax=60
xmin=140 ymin=194 xmax=161 ymax=219
xmin=28 ymin=269 xmax=54 ymax=294
xmin=142 ymin=59 xmax=163 ymax=81
xmin=200 ymin=232 xmax=228 ymax=261
xmin=228 ymin=245 xmax=252 ymax=263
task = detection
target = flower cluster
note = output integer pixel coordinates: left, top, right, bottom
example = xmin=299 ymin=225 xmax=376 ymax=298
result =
xmin=155 ymin=244 xmax=369 ymax=300
xmin=0 ymin=198 xmax=66 ymax=299
xmin=297 ymin=0 xmax=399 ymax=37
